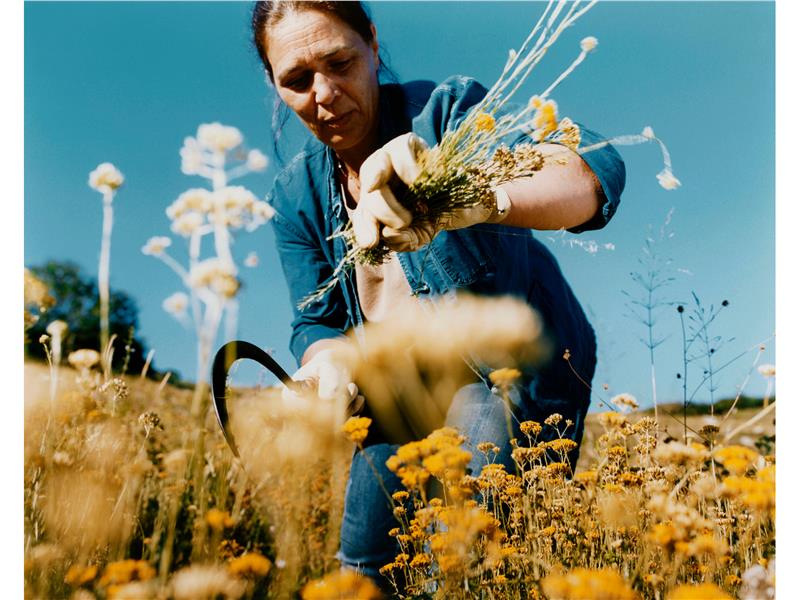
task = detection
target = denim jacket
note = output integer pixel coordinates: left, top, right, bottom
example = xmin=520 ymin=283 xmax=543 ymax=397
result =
xmin=268 ymin=76 xmax=625 ymax=408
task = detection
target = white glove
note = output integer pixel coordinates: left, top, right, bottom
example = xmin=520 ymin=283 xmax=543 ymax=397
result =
xmin=352 ymin=132 xmax=512 ymax=252
xmin=281 ymin=349 xmax=365 ymax=417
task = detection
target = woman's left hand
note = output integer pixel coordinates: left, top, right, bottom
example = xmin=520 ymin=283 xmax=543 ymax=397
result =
xmin=352 ymin=133 xmax=511 ymax=252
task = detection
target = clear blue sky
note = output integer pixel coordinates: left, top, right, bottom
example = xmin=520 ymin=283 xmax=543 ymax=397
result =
xmin=24 ymin=1 xmax=775 ymax=411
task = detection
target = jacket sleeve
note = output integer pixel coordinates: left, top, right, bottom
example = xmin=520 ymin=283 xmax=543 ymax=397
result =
xmin=413 ymin=75 xmax=626 ymax=233
xmin=566 ymin=125 xmax=626 ymax=233
xmin=269 ymin=174 xmax=350 ymax=366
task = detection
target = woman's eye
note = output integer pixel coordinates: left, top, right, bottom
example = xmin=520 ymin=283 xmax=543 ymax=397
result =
xmin=285 ymin=74 xmax=310 ymax=91
xmin=330 ymin=59 xmax=351 ymax=72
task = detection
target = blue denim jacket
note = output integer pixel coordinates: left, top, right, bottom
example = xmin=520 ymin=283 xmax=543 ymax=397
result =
xmin=268 ymin=76 xmax=625 ymax=411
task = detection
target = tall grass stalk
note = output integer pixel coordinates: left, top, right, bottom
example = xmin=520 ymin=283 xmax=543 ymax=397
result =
xmin=622 ymin=211 xmax=677 ymax=423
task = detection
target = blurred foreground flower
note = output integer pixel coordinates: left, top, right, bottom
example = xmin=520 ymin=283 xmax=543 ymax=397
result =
xmin=541 ymin=568 xmax=639 ymax=600
xmin=67 ymin=349 xmax=100 ymax=371
xmin=337 ymin=294 xmax=546 ymax=442
xmin=170 ymin=564 xmax=245 ymax=600
xmin=610 ymin=392 xmax=639 ymax=412
xmin=300 ymin=569 xmax=382 ymax=600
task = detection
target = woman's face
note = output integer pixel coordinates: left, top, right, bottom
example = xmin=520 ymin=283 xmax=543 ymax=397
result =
xmin=265 ymin=10 xmax=380 ymax=156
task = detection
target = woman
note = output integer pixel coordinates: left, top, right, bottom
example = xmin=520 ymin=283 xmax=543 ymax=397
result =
xmin=252 ymin=0 xmax=625 ymax=590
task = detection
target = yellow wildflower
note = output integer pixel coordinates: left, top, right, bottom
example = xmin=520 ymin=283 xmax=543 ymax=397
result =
xmin=489 ymin=367 xmax=521 ymax=387
xmin=667 ymin=582 xmax=733 ymax=600
xmin=300 ymin=569 xmax=382 ymax=600
xmin=541 ymin=568 xmax=639 ymax=600
xmin=98 ymin=560 xmax=156 ymax=588
xmin=65 ymin=564 xmax=99 ymax=586
xmin=475 ymin=112 xmax=496 ymax=132
xmin=409 ymin=554 xmax=432 ymax=569
xmin=228 ymin=553 xmax=271 ymax=578
xmin=725 ymin=574 xmax=742 ymax=587
xmin=573 ymin=470 xmax=597 ymax=484
xmin=545 ymin=462 xmax=571 ymax=479
xmin=544 ymin=413 xmax=563 ymax=427
xmin=520 ymin=420 xmax=543 ymax=437
xmin=649 ymin=522 xmax=679 ymax=549
xmin=546 ymin=438 xmax=578 ymax=454
xmin=607 ymin=445 xmax=628 ymax=458
xmin=206 ymin=508 xmax=235 ymax=531
xmin=342 ymin=416 xmax=372 ymax=445
xmin=391 ymin=490 xmax=409 ymax=503
xmin=688 ymin=534 xmax=728 ymax=558
xmin=477 ymin=441 xmax=500 ymax=454
xmin=532 ymin=99 xmax=559 ymax=141
xmin=618 ymin=471 xmax=644 ymax=487
xmin=598 ymin=411 xmax=628 ymax=429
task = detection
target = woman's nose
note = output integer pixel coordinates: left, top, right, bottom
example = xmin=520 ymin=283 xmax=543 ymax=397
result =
xmin=313 ymin=73 xmax=339 ymax=105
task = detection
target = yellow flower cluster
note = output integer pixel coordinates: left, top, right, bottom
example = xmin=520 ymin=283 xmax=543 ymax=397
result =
xmin=520 ymin=420 xmax=543 ymax=437
xmin=98 ymin=560 xmax=156 ymax=588
xmin=530 ymin=97 xmax=560 ymax=141
xmin=714 ymin=445 xmax=759 ymax=475
xmin=489 ymin=367 xmax=521 ymax=387
xmin=474 ymin=112 xmax=496 ymax=133
xmin=341 ymin=416 xmax=372 ymax=445
xmin=227 ymin=553 xmax=272 ymax=578
xmin=541 ymin=567 xmax=639 ymax=600
xmin=722 ymin=465 xmax=775 ymax=513
xmin=386 ymin=427 xmax=471 ymax=490
xmin=300 ymin=569 xmax=382 ymax=600
xmin=205 ymin=508 xmax=235 ymax=531
xmin=667 ymin=582 xmax=733 ymax=600
xmin=64 ymin=564 xmax=99 ymax=586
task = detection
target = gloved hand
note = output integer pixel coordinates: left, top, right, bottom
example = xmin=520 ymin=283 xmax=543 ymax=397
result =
xmin=281 ymin=349 xmax=365 ymax=417
xmin=352 ymin=132 xmax=512 ymax=252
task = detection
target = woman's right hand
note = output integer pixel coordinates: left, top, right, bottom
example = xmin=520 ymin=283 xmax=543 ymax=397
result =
xmin=281 ymin=348 xmax=365 ymax=417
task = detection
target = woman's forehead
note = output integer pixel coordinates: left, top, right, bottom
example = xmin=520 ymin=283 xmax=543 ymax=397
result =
xmin=268 ymin=11 xmax=363 ymax=77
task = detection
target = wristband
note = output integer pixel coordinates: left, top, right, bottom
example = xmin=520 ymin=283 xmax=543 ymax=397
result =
xmin=486 ymin=186 xmax=512 ymax=224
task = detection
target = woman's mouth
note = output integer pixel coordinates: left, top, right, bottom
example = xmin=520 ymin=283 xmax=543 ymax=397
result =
xmin=322 ymin=111 xmax=353 ymax=128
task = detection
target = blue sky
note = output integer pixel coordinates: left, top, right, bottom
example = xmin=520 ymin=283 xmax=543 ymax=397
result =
xmin=24 ymin=1 xmax=776 ymax=411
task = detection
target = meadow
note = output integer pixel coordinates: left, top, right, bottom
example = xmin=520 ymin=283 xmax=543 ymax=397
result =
xmin=22 ymin=3 xmax=775 ymax=597
xmin=23 ymin=296 xmax=776 ymax=599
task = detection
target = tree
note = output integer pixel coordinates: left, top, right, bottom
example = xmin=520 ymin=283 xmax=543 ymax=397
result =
xmin=25 ymin=261 xmax=154 ymax=376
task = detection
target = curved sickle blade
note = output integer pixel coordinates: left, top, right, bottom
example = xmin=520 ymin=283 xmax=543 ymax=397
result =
xmin=211 ymin=340 xmax=297 ymax=458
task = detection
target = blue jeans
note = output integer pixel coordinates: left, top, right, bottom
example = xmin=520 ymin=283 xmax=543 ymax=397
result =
xmin=336 ymin=380 xmax=588 ymax=592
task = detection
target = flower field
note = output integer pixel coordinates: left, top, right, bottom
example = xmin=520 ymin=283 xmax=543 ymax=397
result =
xmin=23 ymin=314 xmax=775 ymax=599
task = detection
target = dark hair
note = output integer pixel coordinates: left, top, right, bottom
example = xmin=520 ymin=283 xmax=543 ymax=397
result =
xmin=252 ymin=1 xmax=378 ymax=82
xmin=250 ymin=1 xmax=398 ymax=164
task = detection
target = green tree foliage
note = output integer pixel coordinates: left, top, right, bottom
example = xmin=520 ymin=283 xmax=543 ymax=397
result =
xmin=25 ymin=261 xmax=154 ymax=376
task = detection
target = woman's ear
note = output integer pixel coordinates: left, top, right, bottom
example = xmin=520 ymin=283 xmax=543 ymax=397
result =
xmin=369 ymin=23 xmax=379 ymax=67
